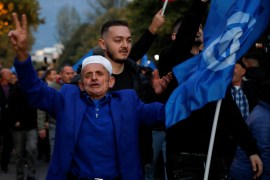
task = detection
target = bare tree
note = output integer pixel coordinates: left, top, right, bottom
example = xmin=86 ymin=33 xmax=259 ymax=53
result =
xmin=56 ymin=5 xmax=81 ymax=45
xmin=85 ymin=0 xmax=129 ymax=23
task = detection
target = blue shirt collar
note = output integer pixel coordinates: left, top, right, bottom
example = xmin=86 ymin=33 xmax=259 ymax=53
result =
xmin=81 ymin=91 xmax=111 ymax=106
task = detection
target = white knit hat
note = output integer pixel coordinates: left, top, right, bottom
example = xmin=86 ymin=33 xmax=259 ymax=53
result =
xmin=81 ymin=55 xmax=112 ymax=75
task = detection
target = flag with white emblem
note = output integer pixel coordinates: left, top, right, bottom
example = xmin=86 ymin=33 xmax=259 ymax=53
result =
xmin=166 ymin=0 xmax=270 ymax=128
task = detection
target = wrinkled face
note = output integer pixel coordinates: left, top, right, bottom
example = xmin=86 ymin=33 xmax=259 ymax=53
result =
xmin=99 ymin=26 xmax=132 ymax=64
xmin=79 ymin=63 xmax=115 ymax=99
xmin=60 ymin=66 xmax=75 ymax=83
xmin=232 ymin=64 xmax=246 ymax=85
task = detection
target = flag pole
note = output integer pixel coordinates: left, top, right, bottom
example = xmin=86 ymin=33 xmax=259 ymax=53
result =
xmin=203 ymin=99 xmax=222 ymax=180
xmin=161 ymin=0 xmax=169 ymax=15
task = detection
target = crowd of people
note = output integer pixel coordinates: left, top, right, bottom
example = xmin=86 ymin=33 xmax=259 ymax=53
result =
xmin=1 ymin=0 xmax=270 ymax=179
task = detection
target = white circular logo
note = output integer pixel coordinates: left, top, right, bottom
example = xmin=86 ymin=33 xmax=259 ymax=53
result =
xmin=203 ymin=12 xmax=256 ymax=71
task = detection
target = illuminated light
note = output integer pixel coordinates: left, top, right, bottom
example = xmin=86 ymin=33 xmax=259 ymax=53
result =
xmin=154 ymin=54 xmax=159 ymax=61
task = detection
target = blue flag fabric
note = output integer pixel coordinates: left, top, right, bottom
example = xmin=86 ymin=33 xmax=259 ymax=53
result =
xmin=72 ymin=49 xmax=93 ymax=71
xmin=165 ymin=0 xmax=270 ymax=128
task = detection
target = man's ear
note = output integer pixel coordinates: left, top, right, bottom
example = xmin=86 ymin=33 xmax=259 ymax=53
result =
xmin=109 ymin=76 xmax=115 ymax=88
xmin=98 ymin=39 xmax=106 ymax=50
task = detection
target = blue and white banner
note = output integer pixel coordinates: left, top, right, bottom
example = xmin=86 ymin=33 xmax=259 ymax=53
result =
xmin=166 ymin=0 xmax=270 ymax=128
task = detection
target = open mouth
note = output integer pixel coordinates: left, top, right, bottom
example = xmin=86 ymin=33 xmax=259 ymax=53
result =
xmin=120 ymin=49 xmax=128 ymax=54
xmin=90 ymin=83 xmax=100 ymax=87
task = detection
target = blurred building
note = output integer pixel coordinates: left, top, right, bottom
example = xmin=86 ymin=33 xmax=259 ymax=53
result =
xmin=31 ymin=43 xmax=64 ymax=63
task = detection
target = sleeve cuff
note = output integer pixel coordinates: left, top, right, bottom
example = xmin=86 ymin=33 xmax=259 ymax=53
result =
xmin=14 ymin=55 xmax=31 ymax=66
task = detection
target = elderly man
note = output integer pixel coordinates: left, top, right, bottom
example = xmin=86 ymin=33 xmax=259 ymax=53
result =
xmin=9 ymin=13 xmax=165 ymax=180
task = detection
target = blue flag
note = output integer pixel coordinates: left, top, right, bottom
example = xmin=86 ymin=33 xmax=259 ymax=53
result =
xmin=72 ymin=49 xmax=93 ymax=71
xmin=165 ymin=0 xmax=270 ymax=128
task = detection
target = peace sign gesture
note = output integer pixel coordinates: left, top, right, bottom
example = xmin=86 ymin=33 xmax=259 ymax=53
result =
xmin=8 ymin=13 xmax=29 ymax=61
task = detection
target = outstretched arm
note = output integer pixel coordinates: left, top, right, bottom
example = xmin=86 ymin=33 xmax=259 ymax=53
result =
xmin=129 ymin=9 xmax=165 ymax=62
xmin=8 ymin=13 xmax=29 ymax=61
xmin=9 ymin=13 xmax=61 ymax=118
xmin=158 ymin=0 xmax=209 ymax=77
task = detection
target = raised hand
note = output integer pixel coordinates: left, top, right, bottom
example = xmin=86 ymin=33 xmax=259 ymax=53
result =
xmin=8 ymin=13 xmax=29 ymax=61
xmin=148 ymin=9 xmax=165 ymax=34
xmin=152 ymin=70 xmax=172 ymax=95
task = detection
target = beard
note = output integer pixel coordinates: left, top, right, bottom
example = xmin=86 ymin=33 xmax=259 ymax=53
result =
xmin=106 ymin=48 xmax=127 ymax=64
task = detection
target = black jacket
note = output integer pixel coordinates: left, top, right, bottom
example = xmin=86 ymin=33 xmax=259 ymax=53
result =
xmin=166 ymin=89 xmax=259 ymax=158
xmin=7 ymin=82 xmax=37 ymax=130
xmin=0 ymin=85 xmax=8 ymax=134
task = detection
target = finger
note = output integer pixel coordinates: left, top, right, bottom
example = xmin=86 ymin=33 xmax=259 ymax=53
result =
xmin=152 ymin=69 xmax=160 ymax=79
xmin=257 ymin=163 xmax=263 ymax=177
xmin=9 ymin=37 xmax=17 ymax=46
xmin=254 ymin=170 xmax=259 ymax=179
xmin=159 ymin=77 xmax=168 ymax=88
xmin=157 ymin=9 xmax=163 ymax=15
xmin=165 ymin=73 xmax=172 ymax=81
xmin=251 ymin=160 xmax=256 ymax=172
xmin=8 ymin=30 xmax=13 ymax=36
xmin=164 ymin=72 xmax=172 ymax=81
xmin=21 ymin=14 xmax=27 ymax=32
xmin=157 ymin=81 xmax=166 ymax=91
xmin=163 ymin=76 xmax=170 ymax=84
xmin=253 ymin=163 xmax=262 ymax=179
xmin=161 ymin=80 xmax=168 ymax=89
xmin=12 ymin=13 xmax=21 ymax=30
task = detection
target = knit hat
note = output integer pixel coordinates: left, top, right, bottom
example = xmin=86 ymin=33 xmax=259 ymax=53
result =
xmin=81 ymin=55 xmax=112 ymax=75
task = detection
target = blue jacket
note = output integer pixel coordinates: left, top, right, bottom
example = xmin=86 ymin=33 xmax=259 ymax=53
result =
xmin=14 ymin=57 xmax=165 ymax=180
xmin=229 ymin=101 xmax=270 ymax=179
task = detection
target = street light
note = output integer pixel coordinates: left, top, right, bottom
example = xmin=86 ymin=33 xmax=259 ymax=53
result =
xmin=154 ymin=54 xmax=159 ymax=61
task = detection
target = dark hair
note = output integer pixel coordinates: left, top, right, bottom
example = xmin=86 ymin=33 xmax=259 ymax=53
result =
xmin=76 ymin=64 xmax=82 ymax=74
xmin=101 ymin=20 xmax=129 ymax=37
xmin=36 ymin=67 xmax=45 ymax=73
xmin=236 ymin=59 xmax=247 ymax=69
xmin=244 ymin=52 xmax=262 ymax=64
xmin=44 ymin=68 xmax=56 ymax=78
xmin=172 ymin=17 xmax=183 ymax=33
xmin=93 ymin=46 xmax=104 ymax=56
